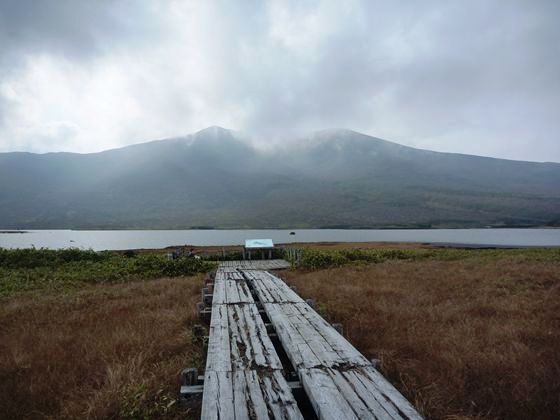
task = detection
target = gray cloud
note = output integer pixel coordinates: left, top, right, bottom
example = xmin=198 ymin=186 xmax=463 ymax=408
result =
xmin=0 ymin=1 xmax=114 ymax=67
xmin=0 ymin=0 xmax=558 ymax=162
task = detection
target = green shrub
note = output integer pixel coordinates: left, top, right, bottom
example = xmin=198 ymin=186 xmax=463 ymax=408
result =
xmin=203 ymin=250 xmax=244 ymax=261
xmin=0 ymin=248 xmax=215 ymax=297
xmin=0 ymin=247 xmax=111 ymax=269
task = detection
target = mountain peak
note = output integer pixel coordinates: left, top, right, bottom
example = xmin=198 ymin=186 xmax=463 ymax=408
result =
xmin=194 ymin=126 xmax=235 ymax=137
xmin=312 ymin=128 xmax=362 ymax=138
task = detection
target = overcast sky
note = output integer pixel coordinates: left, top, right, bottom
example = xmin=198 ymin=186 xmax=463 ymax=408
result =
xmin=0 ymin=0 xmax=559 ymax=162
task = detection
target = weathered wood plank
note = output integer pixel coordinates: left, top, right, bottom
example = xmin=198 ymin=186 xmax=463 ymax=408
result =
xmin=244 ymin=271 xmax=304 ymax=304
xmin=329 ymin=368 xmax=391 ymax=419
xmin=233 ymin=370 xmax=266 ymax=419
xmin=201 ymin=370 xmax=234 ymax=418
xmin=299 ymin=367 xmax=359 ymax=420
xmin=227 ymin=303 xmax=282 ymax=370
xmin=261 ymin=303 xmax=321 ymax=369
xmin=206 ymin=303 xmax=281 ymax=371
xmin=213 ymin=269 xmax=254 ymax=305
xmin=204 ymin=267 xmax=421 ymax=419
xmin=261 ymin=302 xmax=370 ymax=369
xmin=226 ymin=279 xmax=241 ymax=303
xmin=359 ymin=366 xmax=422 ymax=420
xmin=203 ymin=370 xmax=304 ymax=420
xmin=261 ymin=370 xmax=304 ymax=419
xmin=212 ymin=272 xmax=226 ymax=305
xmin=203 ymin=269 xmax=302 ymax=418
xmin=219 ymin=260 xmax=291 ymax=271
xmin=205 ymin=303 xmax=231 ymax=372
xmin=299 ymin=366 xmax=423 ymax=420
xmin=215 ymin=269 xmax=227 ymax=281
xmin=203 ymin=304 xmax=303 ymax=418
xmin=293 ymin=303 xmax=368 ymax=366
xmin=233 ymin=370 xmax=304 ymax=420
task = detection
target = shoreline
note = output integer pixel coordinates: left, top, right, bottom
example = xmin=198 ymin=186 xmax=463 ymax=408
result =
xmin=118 ymin=241 xmax=560 ymax=254
xmin=1 ymin=225 xmax=558 ymax=231
xmin=2 ymin=240 xmax=560 ymax=252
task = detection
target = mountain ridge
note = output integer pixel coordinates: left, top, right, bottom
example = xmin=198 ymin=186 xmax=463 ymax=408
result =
xmin=1 ymin=127 xmax=559 ymax=229
xmin=3 ymin=127 xmax=558 ymax=166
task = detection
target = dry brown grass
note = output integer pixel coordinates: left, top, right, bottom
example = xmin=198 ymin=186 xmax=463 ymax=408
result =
xmin=286 ymin=241 xmax=435 ymax=250
xmin=0 ymin=276 xmax=205 ymax=419
xmin=281 ymin=257 xmax=560 ymax=420
xmin=2 ymin=245 xmax=559 ymax=419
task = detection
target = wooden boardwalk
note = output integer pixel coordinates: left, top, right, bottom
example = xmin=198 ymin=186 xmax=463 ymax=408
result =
xmin=200 ymin=261 xmax=422 ymax=419
xmin=218 ymin=259 xmax=291 ymax=270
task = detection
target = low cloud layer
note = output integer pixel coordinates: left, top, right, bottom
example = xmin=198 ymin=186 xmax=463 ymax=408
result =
xmin=0 ymin=0 xmax=559 ymax=162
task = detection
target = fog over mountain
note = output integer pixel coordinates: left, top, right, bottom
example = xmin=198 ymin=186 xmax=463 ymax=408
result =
xmin=1 ymin=1 xmax=559 ymax=162
xmin=1 ymin=127 xmax=559 ymax=229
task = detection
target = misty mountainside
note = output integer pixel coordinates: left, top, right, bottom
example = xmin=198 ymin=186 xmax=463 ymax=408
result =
xmin=1 ymin=126 xmax=560 ymax=229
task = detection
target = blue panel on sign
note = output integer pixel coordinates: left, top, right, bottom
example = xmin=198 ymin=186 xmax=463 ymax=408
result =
xmin=245 ymin=239 xmax=274 ymax=248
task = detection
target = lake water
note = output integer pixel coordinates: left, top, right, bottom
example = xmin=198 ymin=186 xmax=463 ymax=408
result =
xmin=1 ymin=229 xmax=559 ymax=251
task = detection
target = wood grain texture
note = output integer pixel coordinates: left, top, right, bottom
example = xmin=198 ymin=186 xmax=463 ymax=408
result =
xmin=219 ymin=260 xmax=291 ymax=270
xmin=261 ymin=302 xmax=370 ymax=369
xmin=246 ymin=270 xmax=423 ymax=419
xmin=202 ymin=266 xmax=302 ymax=419
xmin=213 ymin=279 xmax=254 ymax=304
xmin=202 ymin=267 xmax=421 ymax=419
xmin=243 ymin=270 xmax=304 ymax=304
xmin=300 ymin=367 xmax=422 ymax=420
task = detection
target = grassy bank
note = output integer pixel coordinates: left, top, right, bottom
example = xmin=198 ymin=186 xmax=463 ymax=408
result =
xmin=281 ymin=247 xmax=560 ymax=419
xmin=1 ymin=246 xmax=559 ymax=419
xmin=0 ymin=276 xmax=205 ymax=419
xmin=0 ymin=248 xmax=214 ymax=297
xmin=295 ymin=246 xmax=560 ymax=269
xmin=0 ymin=248 xmax=212 ymax=419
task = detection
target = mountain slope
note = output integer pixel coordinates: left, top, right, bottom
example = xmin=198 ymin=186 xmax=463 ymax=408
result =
xmin=1 ymin=127 xmax=559 ymax=229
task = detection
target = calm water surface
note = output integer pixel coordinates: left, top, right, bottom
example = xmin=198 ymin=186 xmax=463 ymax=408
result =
xmin=1 ymin=229 xmax=559 ymax=250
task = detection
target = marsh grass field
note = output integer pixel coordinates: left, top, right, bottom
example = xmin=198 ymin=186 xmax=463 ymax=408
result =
xmin=282 ymin=247 xmax=560 ymax=419
xmin=0 ymin=245 xmax=559 ymax=419
xmin=0 ymin=249 xmax=215 ymax=419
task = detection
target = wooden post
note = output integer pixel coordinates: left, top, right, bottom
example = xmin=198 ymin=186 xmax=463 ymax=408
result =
xmin=197 ymin=301 xmax=204 ymax=317
xmin=182 ymin=368 xmax=198 ymax=386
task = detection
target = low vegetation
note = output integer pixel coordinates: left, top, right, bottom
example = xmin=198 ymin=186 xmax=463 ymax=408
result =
xmin=281 ymin=247 xmax=560 ymax=419
xmin=0 ymin=274 xmax=206 ymax=419
xmin=0 ymin=248 xmax=214 ymax=297
xmin=0 ymin=247 xmax=211 ymax=419
xmin=295 ymin=246 xmax=560 ymax=269
xmin=2 ymin=246 xmax=559 ymax=419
